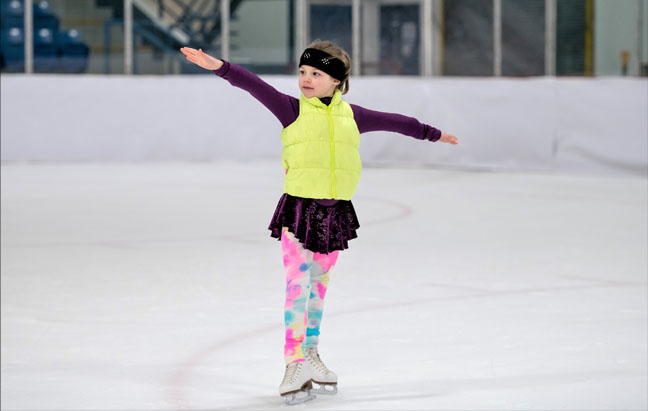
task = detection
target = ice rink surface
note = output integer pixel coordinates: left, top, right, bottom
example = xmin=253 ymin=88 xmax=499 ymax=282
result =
xmin=1 ymin=162 xmax=646 ymax=410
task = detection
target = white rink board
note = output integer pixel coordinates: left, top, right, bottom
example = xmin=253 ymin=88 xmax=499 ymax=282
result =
xmin=1 ymin=74 xmax=646 ymax=174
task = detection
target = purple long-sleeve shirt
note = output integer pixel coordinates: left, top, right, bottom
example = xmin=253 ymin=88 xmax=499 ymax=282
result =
xmin=212 ymin=61 xmax=441 ymax=205
xmin=213 ymin=60 xmax=441 ymax=140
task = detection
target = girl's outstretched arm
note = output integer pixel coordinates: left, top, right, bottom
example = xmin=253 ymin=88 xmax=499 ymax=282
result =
xmin=180 ymin=47 xmax=299 ymax=128
xmin=350 ymin=104 xmax=458 ymax=145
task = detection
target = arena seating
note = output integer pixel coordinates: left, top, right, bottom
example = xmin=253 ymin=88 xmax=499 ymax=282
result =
xmin=0 ymin=0 xmax=89 ymax=73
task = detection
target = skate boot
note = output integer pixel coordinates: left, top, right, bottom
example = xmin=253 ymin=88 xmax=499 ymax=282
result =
xmin=279 ymin=361 xmax=316 ymax=405
xmin=304 ymin=346 xmax=338 ymax=395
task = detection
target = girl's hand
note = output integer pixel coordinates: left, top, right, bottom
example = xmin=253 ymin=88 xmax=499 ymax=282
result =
xmin=180 ymin=47 xmax=224 ymax=71
xmin=439 ymin=131 xmax=458 ymax=145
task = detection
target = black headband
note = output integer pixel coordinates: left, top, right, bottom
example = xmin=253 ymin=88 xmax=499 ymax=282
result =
xmin=299 ymin=48 xmax=346 ymax=82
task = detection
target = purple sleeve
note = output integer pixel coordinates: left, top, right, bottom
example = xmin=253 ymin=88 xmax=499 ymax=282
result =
xmin=213 ymin=61 xmax=299 ymax=128
xmin=349 ymin=104 xmax=442 ymax=142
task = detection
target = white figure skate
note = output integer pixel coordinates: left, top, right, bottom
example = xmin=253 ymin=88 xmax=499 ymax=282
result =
xmin=305 ymin=346 xmax=338 ymax=395
xmin=279 ymin=361 xmax=316 ymax=405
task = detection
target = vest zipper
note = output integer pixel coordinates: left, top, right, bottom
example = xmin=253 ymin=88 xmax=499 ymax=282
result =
xmin=326 ymin=104 xmax=336 ymax=198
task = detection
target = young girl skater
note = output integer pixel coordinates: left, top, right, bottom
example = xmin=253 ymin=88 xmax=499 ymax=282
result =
xmin=180 ymin=41 xmax=458 ymax=405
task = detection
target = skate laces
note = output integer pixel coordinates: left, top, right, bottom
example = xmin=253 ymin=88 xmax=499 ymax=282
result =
xmin=283 ymin=361 xmax=302 ymax=384
xmin=305 ymin=347 xmax=330 ymax=373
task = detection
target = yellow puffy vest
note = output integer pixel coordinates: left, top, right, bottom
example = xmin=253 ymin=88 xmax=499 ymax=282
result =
xmin=281 ymin=89 xmax=362 ymax=200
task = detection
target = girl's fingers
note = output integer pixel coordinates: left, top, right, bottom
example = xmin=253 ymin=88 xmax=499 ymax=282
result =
xmin=180 ymin=47 xmax=200 ymax=57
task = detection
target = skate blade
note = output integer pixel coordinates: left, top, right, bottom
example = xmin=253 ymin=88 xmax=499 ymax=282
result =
xmin=283 ymin=390 xmax=316 ymax=405
xmin=282 ymin=381 xmax=317 ymax=405
xmin=310 ymin=381 xmax=337 ymax=395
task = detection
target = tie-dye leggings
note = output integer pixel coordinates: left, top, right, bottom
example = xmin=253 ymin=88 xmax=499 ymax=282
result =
xmin=281 ymin=227 xmax=340 ymax=364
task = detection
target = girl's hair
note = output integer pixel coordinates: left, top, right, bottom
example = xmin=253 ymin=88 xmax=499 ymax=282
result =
xmin=306 ymin=40 xmax=352 ymax=95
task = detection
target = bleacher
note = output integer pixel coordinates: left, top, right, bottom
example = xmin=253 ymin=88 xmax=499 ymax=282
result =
xmin=1 ymin=0 xmax=89 ymax=73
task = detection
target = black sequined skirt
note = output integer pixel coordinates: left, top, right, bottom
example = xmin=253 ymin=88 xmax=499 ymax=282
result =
xmin=268 ymin=193 xmax=360 ymax=254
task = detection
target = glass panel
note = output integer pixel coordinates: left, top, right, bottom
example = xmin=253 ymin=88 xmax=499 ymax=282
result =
xmin=309 ymin=3 xmax=352 ymax=56
xmin=443 ymin=0 xmax=493 ymax=76
xmin=643 ymin=0 xmax=648 ymax=76
xmin=592 ymin=0 xmax=645 ymax=76
xmin=1 ymin=0 xmax=26 ymax=72
xmin=0 ymin=0 xmax=114 ymax=74
xmin=230 ymin=0 xmax=292 ymax=74
xmin=556 ymin=0 xmax=587 ymax=76
xmin=379 ymin=3 xmax=420 ymax=75
xmin=502 ymin=0 xmax=544 ymax=76
xmin=133 ymin=0 xmax=221 ymax=75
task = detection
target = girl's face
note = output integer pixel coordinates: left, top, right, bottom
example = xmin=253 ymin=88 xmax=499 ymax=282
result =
xmin=299 ymin=65 xmax=341 ymax=99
